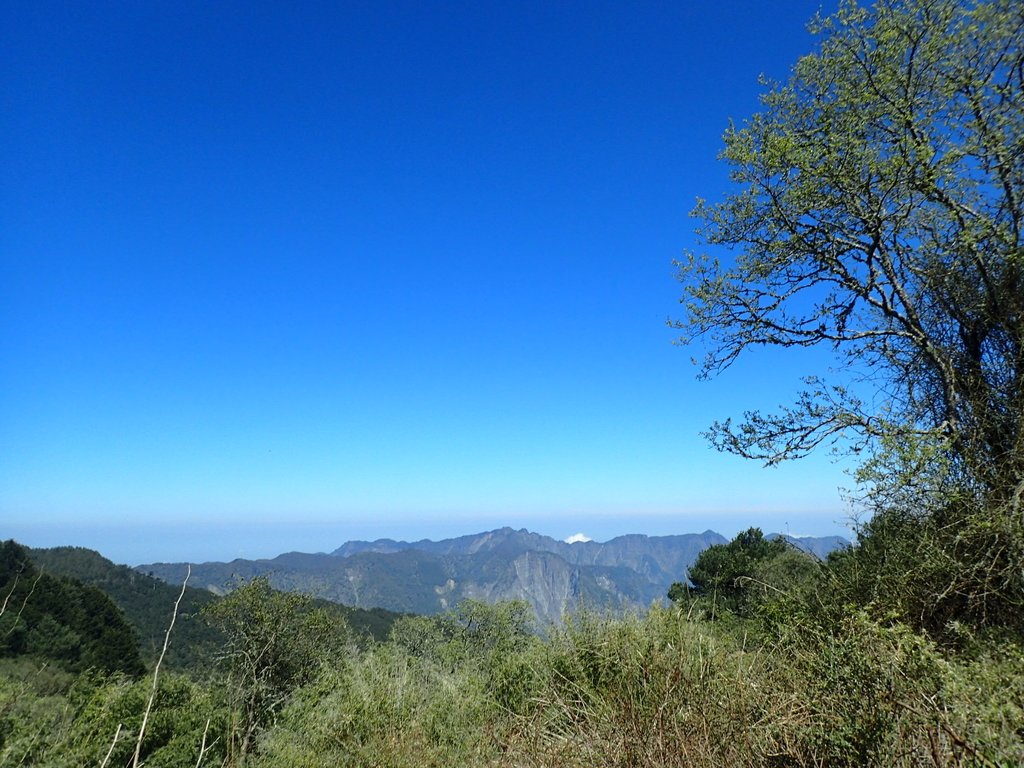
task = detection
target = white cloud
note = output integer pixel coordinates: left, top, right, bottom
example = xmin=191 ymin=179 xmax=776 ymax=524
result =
xmin=564 ymin=532 xmax=592 ymax=544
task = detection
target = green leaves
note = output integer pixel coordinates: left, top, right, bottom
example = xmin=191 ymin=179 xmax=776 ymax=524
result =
xmin=668 ymin=528 xmax=815 ymax=619
xmin=0 ymin=540 xmax=146 ymax=677
xmin=674 ymin=0 xmax=1024 ymax=506
xmin=201 ymin=576 xmax=352 ymax=757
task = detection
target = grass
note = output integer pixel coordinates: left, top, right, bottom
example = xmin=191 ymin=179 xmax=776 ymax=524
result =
xmin=2 ymin=597 xmax=1022 ymax=767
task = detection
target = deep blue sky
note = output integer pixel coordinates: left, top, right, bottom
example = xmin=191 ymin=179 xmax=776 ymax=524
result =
xmin=1 ymin=1 xmax=852 ymax=565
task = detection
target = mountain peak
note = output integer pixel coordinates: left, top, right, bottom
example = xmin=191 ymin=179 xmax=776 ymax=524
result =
xmin=140 ymin=527 xmax=849 ymax=623
xmin=564 ymin=533 xmax=593 ymax=544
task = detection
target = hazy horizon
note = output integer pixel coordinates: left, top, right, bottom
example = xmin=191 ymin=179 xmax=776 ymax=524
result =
xmin=9 ymin=505 xmax=854 ymax=566
xmin=2 ymin=1 xmax=853 ymax=567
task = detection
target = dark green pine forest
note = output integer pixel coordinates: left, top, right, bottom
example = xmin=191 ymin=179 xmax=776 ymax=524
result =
xmin=3 ymin=0 xmax=1023 ymax=764
xmin=0 ymin=541 xmax=146 ymax=678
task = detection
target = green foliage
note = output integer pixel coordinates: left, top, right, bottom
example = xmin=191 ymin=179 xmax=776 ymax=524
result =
xmin=254 ymin=645 xmax=502 ymax=767
xmin=764 ymin=605 xmax=1024 ymax=767
xmin=668 ymin=528 xmax=815 ymax=618
xmin=687 ymin=528 xmax=788 ymax=595
xmin=0 ymin=540 xmax=145 ymax=677
xmin=1 ymin=579 xmax=1022 ymax=767
xmin=674 ymin=0 xmax=1024 ymax=497
xmin=515 ymin=606 xmax=830 ymax=766
xmin=340 ymin=604 xmax=408 ymax=644
xmin=390 ymin=599 xmax=541 ymax=716
xmin=64 ymin=672 xmax=226 ymax=768
xmin=0 ymin=666 xmax=226 ymax=767
xmin=29 ymin=543 xmax=403 ymax=673
xmin=391 ymin=599 xmax=533 ymax=666
xmin=251 ymin=600 xmax=543 ymax=766
xmin=827 ymin=498 xmax=1024 ymax=640
xmin=782 ymin=610 xmax=948 ymax=765
xmin=673 ymin=0 xmax=1024 ymax=645
xmin=941 ymin=642 xmax=1024 ymax=761
xmin=509 ymin=604 xmax=1024 ymax=767
xmin=29 ymin=546 xmax=224 ymax=672
xmin=201 ymin=575 xmax=352 ymax=758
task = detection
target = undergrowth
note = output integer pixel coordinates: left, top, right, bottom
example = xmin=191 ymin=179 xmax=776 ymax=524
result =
xmin=8 ymin=598 xmax=1020 ymax=767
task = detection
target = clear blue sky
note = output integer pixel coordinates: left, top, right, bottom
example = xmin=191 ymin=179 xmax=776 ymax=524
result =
xmin=1 ymin=1 xmax=853 ymax=565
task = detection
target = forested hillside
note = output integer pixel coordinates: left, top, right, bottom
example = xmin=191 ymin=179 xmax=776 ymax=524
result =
xmin=2 ymin=525 xmax=1022 ymax=767
xmin=2 ymin=0 xmax=1022 ymax=765
xmin=28 ymin=545 xmax=223 ymax=670
xmin=0 ymin=540 xmax=145 ymax=677
xmin=27 ymin=545 xmax=404 ymax=657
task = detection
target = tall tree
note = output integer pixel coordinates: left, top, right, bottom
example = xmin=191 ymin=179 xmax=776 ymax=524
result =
xmin=674 ymin=0 xmax=1023 ymax=508
xmin=674 ymin=0 xmax=1024 ymax=632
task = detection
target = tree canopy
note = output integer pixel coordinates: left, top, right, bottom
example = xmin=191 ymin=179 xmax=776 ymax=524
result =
xmin=667 ymin=528 xmax=817 ymax=617
xmin=673 ymin=0 xmax=1024 ymax=635
xmin=674 ymin=0 xmax=1023 ymax=510
xmin=201 ymin=576 xmax=351 ymax=758
xmin=0 ymin=540 xmax=145 ymax=676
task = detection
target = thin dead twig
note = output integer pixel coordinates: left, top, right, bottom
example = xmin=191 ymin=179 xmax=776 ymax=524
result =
xmin=132 ymin=565 xmax=190 ymax=768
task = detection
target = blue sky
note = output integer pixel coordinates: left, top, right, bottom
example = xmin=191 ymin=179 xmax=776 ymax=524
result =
xmin=1 ymin=1 xmax=854 ymax=565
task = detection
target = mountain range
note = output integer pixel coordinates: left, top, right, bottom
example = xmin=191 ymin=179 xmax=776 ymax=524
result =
xmin=139 ymin=527 xmax=849 ymax=623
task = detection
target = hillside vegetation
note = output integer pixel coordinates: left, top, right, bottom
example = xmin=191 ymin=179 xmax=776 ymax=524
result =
xmin=3 ymin=0 xmax=1023 ymax=763
xmin=2 ymin=527 xmax=1022 ymax=767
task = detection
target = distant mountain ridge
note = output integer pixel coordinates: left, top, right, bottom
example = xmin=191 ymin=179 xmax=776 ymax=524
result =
xmin=139 ymin=527 xmax=848 ymax=623
xmin=330 ymin=527 xmax=733 ymax=585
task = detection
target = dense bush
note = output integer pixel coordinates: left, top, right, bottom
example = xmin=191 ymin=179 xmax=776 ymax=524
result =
xmin=827 ymin=500 xmax=1024 ymax=642
xmin=3 ymin=580 xmax=1023 ymax=767
xmin=254 ymin=645 xmax=502 ymax=767
xmin=0 ymin=665 xmax=225 ymax=767
xmin=200 ymin=575 xmax=353 ymax=760
xmin=668 ymin=528 xmax=821 ymax=619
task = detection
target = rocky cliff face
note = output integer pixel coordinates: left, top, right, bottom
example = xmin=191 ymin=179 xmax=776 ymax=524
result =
xmin=139 ymin=527 xmax=847 ymax=623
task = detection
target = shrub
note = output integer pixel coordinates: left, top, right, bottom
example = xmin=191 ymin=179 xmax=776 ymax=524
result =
xmin=255 ymin=645 xmax=502 ymax=767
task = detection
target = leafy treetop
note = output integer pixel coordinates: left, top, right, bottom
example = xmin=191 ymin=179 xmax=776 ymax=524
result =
xmin=674 ymin=0 xmax=1024 ymax=509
